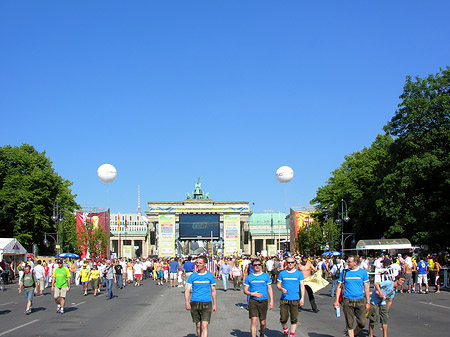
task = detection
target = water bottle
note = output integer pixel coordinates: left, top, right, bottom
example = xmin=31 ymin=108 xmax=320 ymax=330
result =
xmin=335 ymin=306 xmax=341 ymax=318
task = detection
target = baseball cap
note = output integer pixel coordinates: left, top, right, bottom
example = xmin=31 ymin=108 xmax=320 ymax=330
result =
xmin=57 ymin=259 xmax=63 ymax=264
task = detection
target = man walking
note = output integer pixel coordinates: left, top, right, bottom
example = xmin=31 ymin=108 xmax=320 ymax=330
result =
xmin=52 ymin=259 xmax=71 ymax=315
xmin=103 ymin=259 xmax=115 ymax=299
xmin=244 ymin=259 xmax=273 ymax=337
xmin=18 ymin=265 xmax=38 ymax=314
xmin=114 ymin=260 xmax=123 ymax=289
xmin=185 ymin=256 xmax=217 ymax=337
xmin=277 ymin=257 xmax=305 ymax=337
xmin=330 ymin=258 xmax=343 ymax=298
xmin=298 ymin=256 xmax=319 ymax=313
xmin=33 ymin=260 xmax=45 ymax=296
xmin=333 ymin=256 xmax=370 ymax=337
xmin=219 ymin=258 xmax=232 ymax=292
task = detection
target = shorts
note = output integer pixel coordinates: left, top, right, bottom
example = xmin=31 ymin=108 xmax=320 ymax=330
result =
xmin=54 ymin=287 xmax=68 ymax=298
xmin=24 ymin=289 xmax=34 ymax=301
xmin=91 ymin=278 xmax=99 ymax=289
xmin=134 ymin=274 xmax=142 ymax=279
xmin=368 ymin=304 xmax=389 ymax=325
xmin=190 ymin=301 xmax=213 ymax=323
xmin=342 ymin=298 xmax=366 ymax=331
xmin=170 ymin=272 xmax=177 ymax=280
xmin=279 ymin=299 xmax=299 ymax=325
xmin=37 ymin=277 xmax=44 ymax=290
xmin=404 ymin=273 xmax=413 ymax=286
xmin=249 ymin=298 xmax=268 ymax=321
xmin=157 ymin=270 xmax=163 ymax=279
xmin=418 ymin=274 xmax=428 ymax=284
xmin=163 ymin=270 xmax=169 ymax=279
xmin=81 ymin=281 xmax=89 ymax=285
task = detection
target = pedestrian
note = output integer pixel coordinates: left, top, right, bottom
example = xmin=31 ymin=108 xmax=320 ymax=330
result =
xmin=368 ymin=274 xmax=406 ymax=337
xmin=183 ymin=256 xmax=195 ymax=286
xmin=416 ymin=257 xmax=429 ymax=294
xmin=333 ymin=255 xmax=370 ymax=337
xmin=277 ymin=256 xmax=305 ymax=337
xmin=33 ymin=260 xmax=45 ymax=296
xmin=133 ymin=259 xmax=143 ymax=287
xmin=90 ymin=264 xmax=101 ymax=296
xmin=78 ymin=263 xmax=91 ymax=296
xmin=244 ymin=258 xmax=274 ymax=337
xmin=18 ymin=265 xmax=38 ymax=315
xmin=114 ymin=260 xmax=124 ymax=289
xmin=330 ymin=258 xmax=343 ymax=298
xmin=219 ymin=258 xmax=232 ymax=292
xmin=169 ymin=257 xmax=179 ymax=288
xmin=184 ymin=256 xmax=217 ymax=337
xmin=231 ymin=261 xmax=242 ymax=290
xmin=432 ymin=257 xmax=441 ymax=293
xmin=103 ymin=259 xmax=115 ymax=299
xmin=52 ymin=259 xmax=71 ymax=315
xmin=298 ymin=256 xmax=319 ymax=313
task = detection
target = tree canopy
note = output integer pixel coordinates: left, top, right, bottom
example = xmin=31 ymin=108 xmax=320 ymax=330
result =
xmin=0 ymin=144 xmax=79 ymax=254
xmin=312 ymin=67 xmax=450 ymax=250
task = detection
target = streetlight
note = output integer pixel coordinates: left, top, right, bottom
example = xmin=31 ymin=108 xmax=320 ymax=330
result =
xmin=335 ymin=199 xmax=350 ymax=255
xmin=51 ymin=198 xmax=64 ymax=256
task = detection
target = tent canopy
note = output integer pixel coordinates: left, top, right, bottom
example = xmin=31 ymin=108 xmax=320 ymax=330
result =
xmin=356 ymin=238 xmax=411 ymax=251
xmin=0 ymin=238 xmax=27 ymax=256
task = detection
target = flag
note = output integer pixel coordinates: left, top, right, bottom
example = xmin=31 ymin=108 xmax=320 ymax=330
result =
xmin=117 ymin=214 xmax=120 ymax=231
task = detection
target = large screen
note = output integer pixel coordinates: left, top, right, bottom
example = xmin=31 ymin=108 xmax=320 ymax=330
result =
xmin=179 ymin=214 xmax=220 ymax=238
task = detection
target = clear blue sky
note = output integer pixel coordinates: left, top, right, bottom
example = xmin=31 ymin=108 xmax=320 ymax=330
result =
xmin=1 ymin=1 xmax=449 ymax=214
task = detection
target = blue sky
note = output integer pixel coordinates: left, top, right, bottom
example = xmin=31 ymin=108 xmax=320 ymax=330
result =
xmin=1 ymin=1 xmax=449 ymax=214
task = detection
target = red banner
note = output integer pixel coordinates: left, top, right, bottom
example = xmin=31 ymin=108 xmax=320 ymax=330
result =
xmin=76 ymin=210 xmax=110 ymax=259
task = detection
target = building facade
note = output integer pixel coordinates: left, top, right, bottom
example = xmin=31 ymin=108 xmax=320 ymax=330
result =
xmin=248 ymin=212 xmax=289 ymax=255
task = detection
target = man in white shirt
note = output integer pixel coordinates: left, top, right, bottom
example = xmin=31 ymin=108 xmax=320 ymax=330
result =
xmin=33 ymin=260 xmax=45 ymax=296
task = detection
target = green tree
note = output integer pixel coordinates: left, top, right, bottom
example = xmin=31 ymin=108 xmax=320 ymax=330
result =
xmin=0 ymin=144 xmax=79 ymax=253
xmin=380 ymin=67 xmax=450 ymax=248
xmin=295 ymin=220 xmax=325 ymax=256
xmin=76 ymin=220 xmax=108 ymax=259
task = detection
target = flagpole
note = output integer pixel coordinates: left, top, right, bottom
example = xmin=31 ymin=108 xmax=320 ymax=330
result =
xmin=118 ymin=212 xmax=121 ymax=258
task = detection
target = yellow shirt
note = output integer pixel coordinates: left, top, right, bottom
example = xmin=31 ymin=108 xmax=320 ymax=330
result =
xmin=80 ymin=268 xmax=91 ymax=282
xmin=90 ymin=270 xmax=101 ymax=280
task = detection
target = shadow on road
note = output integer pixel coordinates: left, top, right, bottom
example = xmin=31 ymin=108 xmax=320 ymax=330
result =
xmin=32 ymin=307 xmax=47 ymax=313
xmin=0 ymin=310 xmax=11 ymax=315
xmin=64 ymin=307 xmax=78 ymax=313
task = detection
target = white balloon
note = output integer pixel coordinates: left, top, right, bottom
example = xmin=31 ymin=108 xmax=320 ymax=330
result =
xmin=276 ymin=166 xmax=294 ymax=183
xmin=97 ymin=164 xmax=117 ymax=183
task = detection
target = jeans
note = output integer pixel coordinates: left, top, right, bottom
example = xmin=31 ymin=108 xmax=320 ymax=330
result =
xmin=116 ymin=275 xmax=122 ymax=288
xmin=105 ymin=279 xmax=113 ymax=299
xmin=331 ymin=278 xmax=339 ymax=297
xmin=222 ymin=274 xmax=229 ymax=290
xmin=70 ymin=271 xmax=75 ymax=284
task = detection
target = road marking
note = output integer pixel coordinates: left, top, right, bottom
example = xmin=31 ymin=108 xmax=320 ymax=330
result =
xmin=0 ymin=319 xmax=39 ymax=336
xmin=419 ymin=301 xmax=450 ymax=309
xmin=0 ymin=301 xmax=17 ymax=307
xmin=74 ymin=301 xmax=86 ymax=306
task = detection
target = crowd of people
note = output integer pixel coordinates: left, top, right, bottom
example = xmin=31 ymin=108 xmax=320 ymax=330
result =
xmin=3 ymin=250 xmax=448 ymax=336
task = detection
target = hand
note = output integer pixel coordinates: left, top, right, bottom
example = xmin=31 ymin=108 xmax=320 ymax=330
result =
xmin=67 ymin=286 xmax=70 ymax=292
xmin=51 ymin=286 xmax=54 ymax=292
xmin=365 ymin=303 xmax=371 ymax=311
xmin=185 ymin=302 xmax=191 ymax=311
xmin=269 ymin=301 xmax=273 ymax=310
xmin=212 ymin=304 xmax=217 ymax=313
xmin=18 ymin=288 xmax=22 ymax=294
xmin=299 ymin=298 xmax=304 ymax=307
xmin=281 ymin=288 xmax=287 ymax=294
xmin=333 ymin=301 xmax=339 ymax=309
xmin=252 ymin=291 xmax=263 ymax=298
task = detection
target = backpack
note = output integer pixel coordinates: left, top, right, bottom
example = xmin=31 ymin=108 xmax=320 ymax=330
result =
xmin=22 ymin=272 xmax=35 ymax=288
xmin=334 ymin=265 xmax=342 ymax=279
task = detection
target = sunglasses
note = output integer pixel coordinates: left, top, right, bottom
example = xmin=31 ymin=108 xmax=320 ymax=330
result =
xmin=253 ymin=263 xmax=262 ymax=266
xmin=287 ymin=261 xmax=296 ymax=264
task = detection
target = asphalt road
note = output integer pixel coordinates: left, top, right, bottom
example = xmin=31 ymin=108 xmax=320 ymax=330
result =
xmin=0 ymin=277 xmax=449 ymax=337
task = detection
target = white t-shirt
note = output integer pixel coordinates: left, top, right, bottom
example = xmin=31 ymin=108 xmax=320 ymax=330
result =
xmin=266 ymin=260 xmax=274 ymax=272
xmin=34 ymin=264 xmax=45 ymax=279
xmin=391 ymin=263 xmax=402 ymax=277
xmin=133 ymin=263 xmax=143 ymax=274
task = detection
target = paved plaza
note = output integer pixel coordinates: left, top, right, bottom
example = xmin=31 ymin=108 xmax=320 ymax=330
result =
xmin=0 ymin=277 xmax=449 ymax=336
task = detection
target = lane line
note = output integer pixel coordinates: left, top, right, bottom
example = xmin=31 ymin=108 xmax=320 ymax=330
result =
xmin=0 ymin=319 xmax=39 ymax=336
xmin=0 ymin=301 xmax=17 ymax=307
xmin=74 ymin=301 xmax=86 ymax=306
xmin=419 ymin=301 xmax=450 ymax=310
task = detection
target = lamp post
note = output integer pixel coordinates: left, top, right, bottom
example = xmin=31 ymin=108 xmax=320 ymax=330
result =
xmin=51 ymin=198 xmax=64 ymax=256
xmin=43 ymin=232 xmax=58 ymax=254
xmin=335 ymin=199 xmax=350 ymax=255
